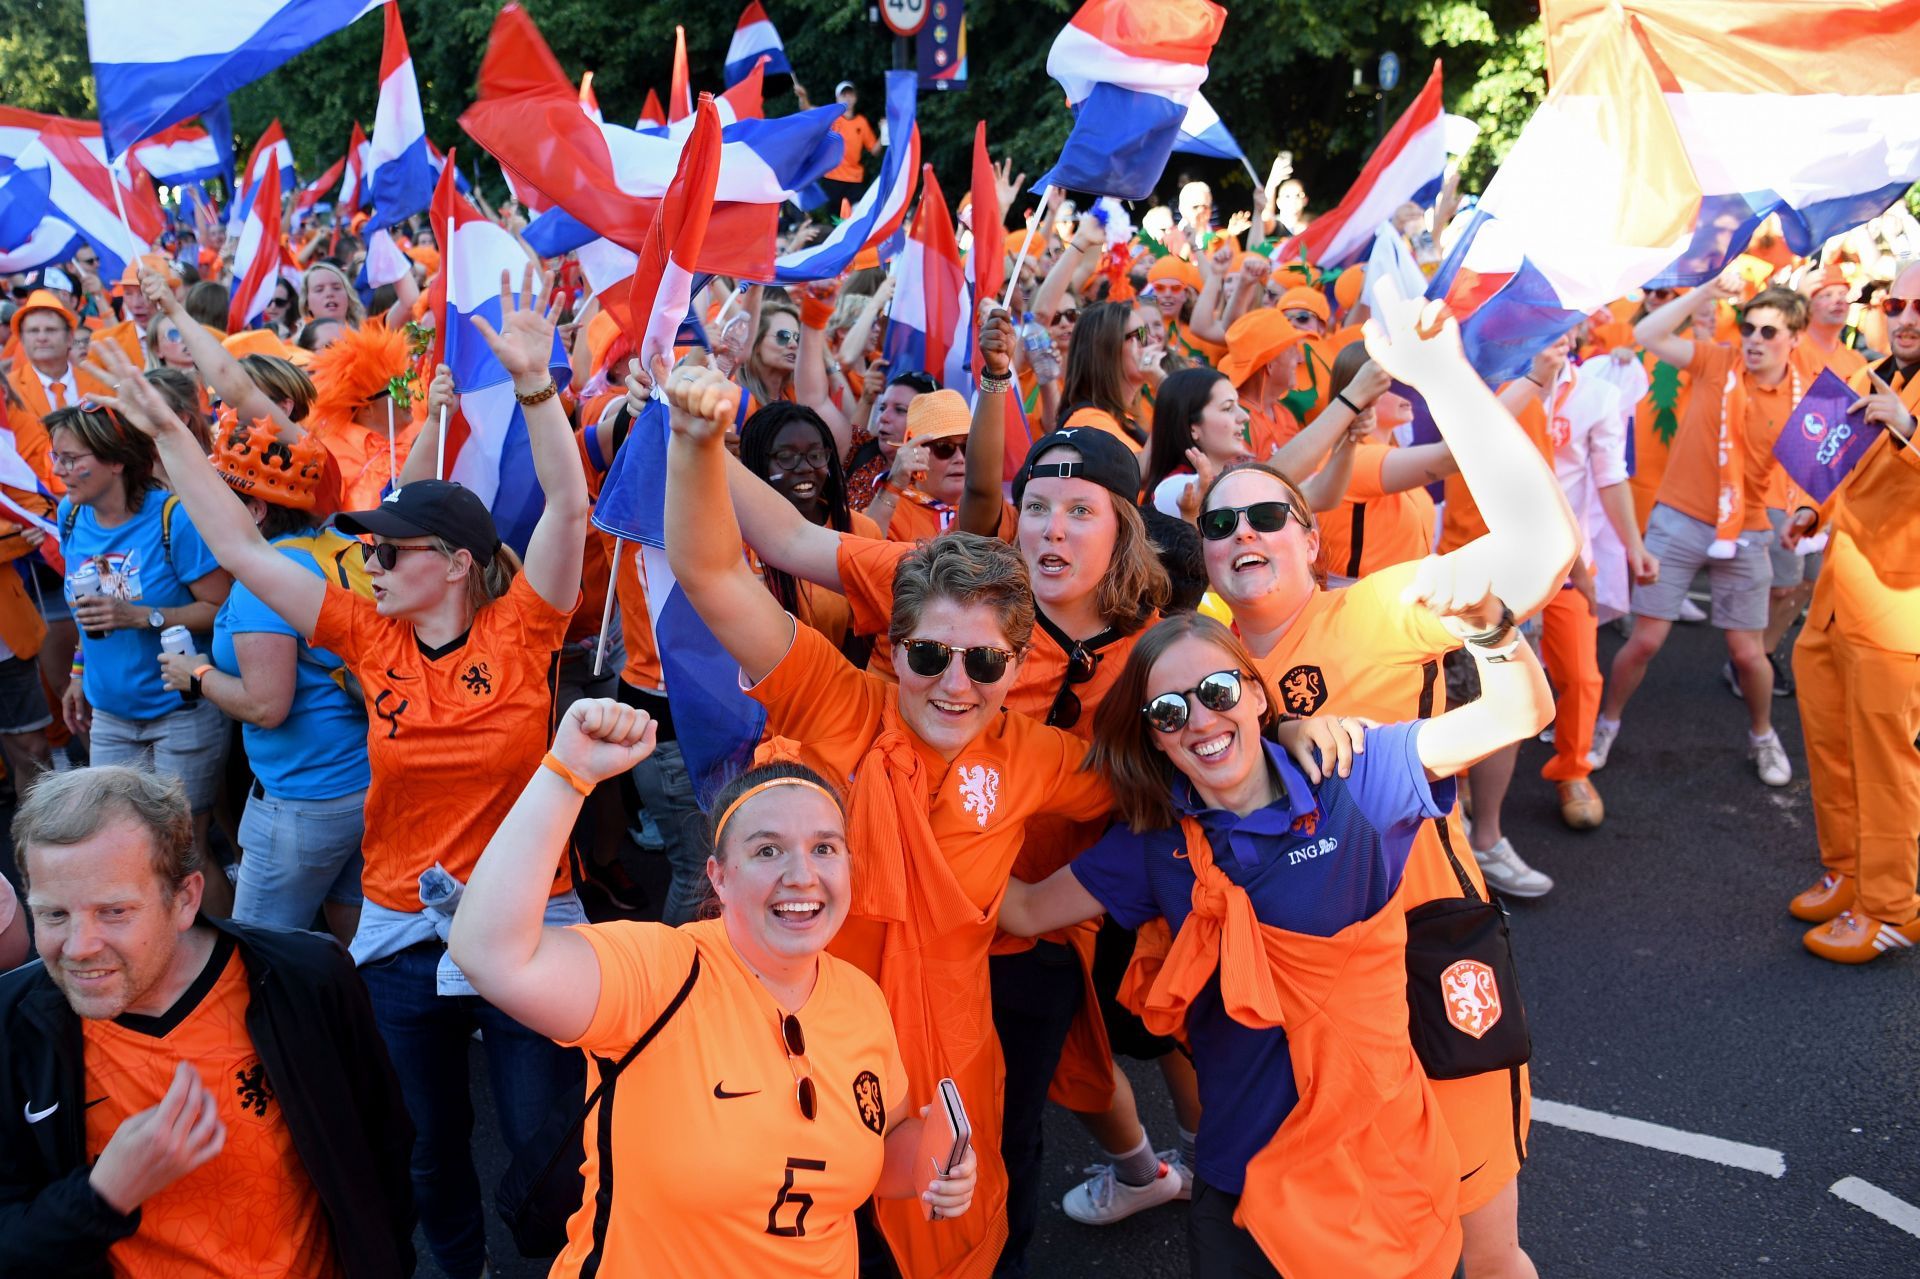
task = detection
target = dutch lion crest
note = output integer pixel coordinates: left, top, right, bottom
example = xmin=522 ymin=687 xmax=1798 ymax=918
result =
xmin=957 ymin=764 xmax=1000 ymax=827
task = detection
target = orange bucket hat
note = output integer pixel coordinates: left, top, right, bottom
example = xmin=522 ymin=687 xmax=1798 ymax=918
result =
xmin=1217 ymin=309 xmax=1306 ymax=388
xmin=1277 ymin=286 xmax=1330 ymax=325
xmin=13 ymin=289 xmax=79 ymax=333
xmin=1146 ymin=256 xmax=1202 ymax=294
xmin=904 ymin=388 xmax=972 ymax=443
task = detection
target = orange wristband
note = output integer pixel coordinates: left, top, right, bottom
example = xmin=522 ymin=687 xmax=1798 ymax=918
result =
xmin=541 ymin=751 xmax=594 ymax=797
xmin=191 ymin=664 xmax=215 ymax=681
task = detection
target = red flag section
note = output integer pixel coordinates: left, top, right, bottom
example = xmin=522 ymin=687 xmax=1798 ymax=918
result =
xmin=625 ymin=96 xmax=724 ymax=367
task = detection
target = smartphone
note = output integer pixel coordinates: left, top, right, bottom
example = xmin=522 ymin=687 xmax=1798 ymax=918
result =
xmin=917 ymin=1077 xmax=971 ymax=1219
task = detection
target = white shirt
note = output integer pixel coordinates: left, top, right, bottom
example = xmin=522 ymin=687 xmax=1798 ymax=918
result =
xmin=33 ymin=365 xmax=78 ymax=410
xmin=1546 ymin=363 xmax=1631 ymax=617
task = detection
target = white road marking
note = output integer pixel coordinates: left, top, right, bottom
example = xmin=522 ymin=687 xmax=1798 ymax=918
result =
xmin=1531 ymin=1098 xmax=1787 ymax=1178
xmin=1830 ymin=1177 xmax=1920 ymax=1240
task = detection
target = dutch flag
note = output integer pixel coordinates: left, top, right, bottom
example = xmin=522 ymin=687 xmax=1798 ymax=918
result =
xmin=883 ymin=166 xmax=972 ymax=394
xmin=229 ymin=158 xmax=297 ymax=331
xmin=368 ymin=0 xmax=435 ymax=230
xmin=725 ymin=2 xmax=791 ymax=87
xmin=1034 ymin=0 xmax=1226 ymax=202
xmin=773 ymin=70 xmax=920 ymax=284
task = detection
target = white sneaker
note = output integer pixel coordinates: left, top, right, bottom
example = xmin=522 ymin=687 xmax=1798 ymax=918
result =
xmin=1678 ymin=596 xmax=1709 ymax=624
xmin=1061 ymin=1156 xmax=1183 ymax=1224
xmin=1586 ymin=719 xmax=1620 ymax=771
xmin=1473 ymin=838 xmax=1554 ymax=898
xmin=1163 ymin=1149 xmax=1193 ymax=1202
xmin=1750 ymin=731 xmax=1792 ymax=787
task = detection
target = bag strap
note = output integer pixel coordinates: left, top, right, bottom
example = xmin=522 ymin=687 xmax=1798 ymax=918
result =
xmin=160 ymin=495 xmax=178 ymax=574
xmin=1431 ymin=815 xmax=1483 ymax=904
xmin=584 ymin=952 xmax=700 ymax=1104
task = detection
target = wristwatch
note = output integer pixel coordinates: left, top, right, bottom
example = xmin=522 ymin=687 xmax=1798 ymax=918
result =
xmin=147 ymin=608 xmax=165 ymax=629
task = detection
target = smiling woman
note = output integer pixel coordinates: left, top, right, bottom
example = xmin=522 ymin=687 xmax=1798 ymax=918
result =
xmin=448 ymin=708 xmax=979 ymax=1278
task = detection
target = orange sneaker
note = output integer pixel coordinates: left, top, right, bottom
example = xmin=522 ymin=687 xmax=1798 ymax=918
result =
xmin=1788 ymin=872 xmax=1854 ymax=923
xmin=1803 ymin=911 xmax=1920 ymax=964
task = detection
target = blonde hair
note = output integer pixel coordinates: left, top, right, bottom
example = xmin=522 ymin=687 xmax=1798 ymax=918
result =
xmin=301 ymin=262 xmax=368 ymax=326
xmin=431 ymin=535 xmax=523 ymax=615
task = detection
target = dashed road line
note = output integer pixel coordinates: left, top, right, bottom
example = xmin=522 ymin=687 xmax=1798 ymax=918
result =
xmin=1531 ymin=1098 xmax=1787 ymax=1178
xmin=1829 ymin=1177 xmax=1920 ymax=1240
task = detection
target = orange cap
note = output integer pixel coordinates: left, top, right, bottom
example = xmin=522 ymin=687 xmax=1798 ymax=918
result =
xmin=1333 ymin=266 xmax=1366 ymax=314
xmin=222 ymin=328 xmax=296 ymax=361
xmin=1277 ymin=287 xmax=1330 ymax=324
xmin=211 ymin=411 xmax=342 ymax=516
xmin=1217 ymin=309 xmax=1306 ymax=387
xmin=1803 ymin=262 xmax=1850 ymax=297
xmin=13 ymin=289 xmax=78 ymax=333
xmin=404 ymin=245 xmax=441 ymax=276
xmin=115 ymin=252 xmax=181 ymax=293
xmin=904 ymin=388 xmax=971 ymax=443
xmin=1146 ymin=256 xmax=1202 ymax=293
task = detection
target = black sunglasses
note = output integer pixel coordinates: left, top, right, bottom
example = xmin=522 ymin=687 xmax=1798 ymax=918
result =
xmin=1054 ymin=309 xmax=1078 ymax=323
xmin=1737 ymin=321 xmax=1785 ymax=341
xmin=771 ymin=444 xmax=831 ymax=471
xmin=1199 ymin=500 xmax=1297 ymax=542
xmin=927 ymin=439 xmax=966 ymax=461
xmin=1046 ymin=643 xmax=1100 ymax=729
xmin=1882 ymin=297 xmax=1920 ymax=317
xmin=1143 ymin=669 xmax=1246 ymax=734
xmin=780 ymin=1013 xmax=817 ymax=1121
xmin=902 ymin=638 xmax=1015 ymax=684
xmin=360 ymin=541 xmax=446 ymax=570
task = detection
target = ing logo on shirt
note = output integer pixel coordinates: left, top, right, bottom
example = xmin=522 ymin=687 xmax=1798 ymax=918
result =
xmin=1279 ymin=664 xmax=1328 ymax=716
xmin=233 ymin=1060 xmax=275 ymax=1117
xmin=956 ymin=764 xmax=1000 ymax=827
xmin=460 ymin=662 xmax=494 ymax=697
xmin=852 ymin=1071 xmax=885 ymax=1135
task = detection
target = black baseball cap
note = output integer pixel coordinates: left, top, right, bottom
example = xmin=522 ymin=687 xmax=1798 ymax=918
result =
xmin=1012 ymin=425 xmax=1143 ymax=504
xmin=334 ymin=480 xmax=500 ymax=560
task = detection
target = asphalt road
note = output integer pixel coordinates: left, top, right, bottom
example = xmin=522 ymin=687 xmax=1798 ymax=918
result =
xmin=422 ymin=615 xmax=1919 ymax=1279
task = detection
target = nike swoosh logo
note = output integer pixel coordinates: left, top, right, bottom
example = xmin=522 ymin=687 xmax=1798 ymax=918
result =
xmin=24 ymin=1101 xmax=57 ymax=1123
xmin=1460 ymin=1160 xmax=1489 ymax=1182
xmin=385 ymin=668 xmax=417 ymax=682
xmin=713 ymin=1083 xmax=759 ymax=1100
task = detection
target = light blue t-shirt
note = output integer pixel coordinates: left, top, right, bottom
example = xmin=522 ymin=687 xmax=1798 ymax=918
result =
xmin=61 ymin=493 xmax=223 ymax=721
xmin=211 ymin=533 xmax=370 ymax=800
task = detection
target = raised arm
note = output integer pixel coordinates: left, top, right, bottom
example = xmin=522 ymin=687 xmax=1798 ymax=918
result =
xmin=837 ymin=277 xmax=895 ymax=370
xmin=143 ymin=270 xmax=292 ymax=432
xmin=1270 ymin=358 xmax=1389 ymax=481
xmin=723 ymin=449 xmax=846 ymax=590
xmin=663 ymin=362 xmax=802 ymax=682
xmin=471 ymin=266 xmax=588 ymax=612
xmin=955 ymin=305 xmax=1012 ymax=536
xmin=1363 ymin=278 xmax=1579 ymax=619
xmin=84 ymin=341 xmax=324 ymax=638
xmin=1634 ymin=277 xmax=1735 ymax=370
xmin=449 ymin=698 xmax=656 ymax=1043
xmin=1376 ymin=443 xmax=1458 ymax=494
xmin=396 ymin=363 xmax=454 ymax=489
xmin=793 ymin=283 xmax=854 ymax=455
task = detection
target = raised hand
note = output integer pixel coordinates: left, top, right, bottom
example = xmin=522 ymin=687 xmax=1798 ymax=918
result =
xmin=425 ymin=363 xmax=456 ymax=423
xmin=1399 ymin=554 xmax=1507 ymax=634
xmin=976 ymin=304 xmax=1014 ymax=378
xmin=622 ymin=357 xmax=654 ymax=418
xmin=655 ymin=355 xmax=742 ymax=447
xmin=1271 ymin=714 xmax=1371 ymax=784
xmin=81 ymin=341 xmax=182 ymax=440
xmin=992 ymin=156 xmax=1026 ymax=214
xmin=140 ymin=268 xmax=181 ymax=316
xmin=1361 ymin=272 xmax=1466 ymax=388
xmin=1225 ymin=210 xmax=1254 ymax=240
xmin=467 ymin=264 xmax=557 ymax=382
xmin=89 ymin=1063 xmax=227 ymax=1214
xmin=1848 ymin=369 xmax=1916 ymax=440
xmin=550 ymin=697 xmax=657 ymax=785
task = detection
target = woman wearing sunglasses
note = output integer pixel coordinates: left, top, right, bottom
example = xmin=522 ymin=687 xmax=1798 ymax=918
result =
xmin=737 ymin=302 xmax=803 ymax=413
xmin=449 ymin=703 xmax=978 ymax=1278
xmin=1194 ymin=279 xmax=1579 ymax=1279
xmin=997 ymin=606 xmax=1555 ymax=1279
xmin=663 ymin=356 xmax=1133 ymax=1279
xmin=90 ymin=271 xmax=592 ymax=1279
xmin=1061 ymin=301 xmax=1154 ymax=450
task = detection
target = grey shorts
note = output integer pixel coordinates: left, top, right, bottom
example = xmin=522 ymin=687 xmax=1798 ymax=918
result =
xmin=1766 ymin=507 xmax=1823 ymax=589
xmin=1632 ymin=504 xmax=1770 ymax=632
xmin=0 ymin=656 xmax=50 ymax=735
xmin=234 ymin=785 xmax=366 ymax=925
xmin=89 ymin=697 xmax=228 ymax=812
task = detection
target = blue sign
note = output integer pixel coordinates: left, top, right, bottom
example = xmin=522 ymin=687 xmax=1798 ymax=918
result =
xmin=1378 ymin=51 xmax=1401 ymax=92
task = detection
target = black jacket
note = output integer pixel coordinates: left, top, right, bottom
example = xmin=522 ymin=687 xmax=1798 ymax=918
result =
xmin=0 ymin=916 xmax=416 ymax=1278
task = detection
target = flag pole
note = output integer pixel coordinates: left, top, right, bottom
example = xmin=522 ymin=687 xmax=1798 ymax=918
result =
xmin=593 ymin=539 xmax=621 ymax=677
xmin=387 ymin=398 xmax=399 ymax=494
xmin=438 ymin=213 xmax=455 ymax=481
xmin=1000 ymin=183 xmax=1052 ymax=313
xmin=106 ymin=158 xmax=143 ymax=272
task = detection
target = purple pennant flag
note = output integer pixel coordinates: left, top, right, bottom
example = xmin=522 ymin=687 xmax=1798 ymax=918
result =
xmin=1390 ymin=380 xmax=1448 ymax=502
xmin=1772 ymin=368 xmax=1885 ymax=506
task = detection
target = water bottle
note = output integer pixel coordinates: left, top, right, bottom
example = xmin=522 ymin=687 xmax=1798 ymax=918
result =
xmin=1020 ymin=312 xmax=1059 ymax=383
xmin=160 ymin=625 xmax=199 ymax=703
xmin=68 ymin=562 xmax=107 ymax=640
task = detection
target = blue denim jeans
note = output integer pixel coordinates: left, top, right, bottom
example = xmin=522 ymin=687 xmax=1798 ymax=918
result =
xmin=631 ymin=738 xmax=706 ymax=924
xmin=232 ymin=786 xmax=366 ymax=928
xmin=358 ymin=941 xmax=584 ymax=1278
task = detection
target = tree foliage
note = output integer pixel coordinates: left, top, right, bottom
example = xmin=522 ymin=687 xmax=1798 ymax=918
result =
xmin=5 ymin=0 xmax=1546 ymax=215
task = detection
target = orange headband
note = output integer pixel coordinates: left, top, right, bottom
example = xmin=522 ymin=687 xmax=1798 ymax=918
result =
xmin=713 ymin=778 xmax=840 ymax=848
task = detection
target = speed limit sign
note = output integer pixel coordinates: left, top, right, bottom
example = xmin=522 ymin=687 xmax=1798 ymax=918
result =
xmin=881 ymin=0 xmax=928 ymax=37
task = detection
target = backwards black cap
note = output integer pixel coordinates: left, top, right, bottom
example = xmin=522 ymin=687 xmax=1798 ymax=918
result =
xmin=1011 ymin=426 xmax=1143 ymax=504
xmin=333 ymin=479 xmax=501 ymax=561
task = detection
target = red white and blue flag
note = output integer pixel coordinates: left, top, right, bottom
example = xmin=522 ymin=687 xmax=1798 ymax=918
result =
xmin=774 ymin=70 xmax=919 ymax=283
xmin=229 ymin=119 xmax=295 ymax=232
xmin=1282 ymin=63 xmax=1446 ymax=270
xmin=367 ymin=0 xmax=434 ymax=229
xmin=294 ymin=153 xmax=344 ymax=221
xmin=427 ymin=157 xmax=573 ymax=553
xmin=84 ymin=0 xmax=380 ymax=158
xmin=229 ymin=158 xmax=296 ymax=330
xmin=1545 ymin=0 xmax=1920 ymax=288
xmin=1172 ymin=90 xmax=1245 ymax=164
xmin=337 ymin=121 xmax=371 ymax=218
xmin=0 ymin=106 xmax=161 ymax=279
xmin=884 ymin=166 xmax=972 ymax=393
xmin=468 ymin=4 xmax=838 ymax=280
xmin=626 ymin=98 xmax=723 ymax=370
xmin=128 ymin=122 xmax=227 ymax=186
xmin=1034 ymin=0 xmax=1226 ymax=201
xmin=726 ymin=2 xmax=791 ymax=86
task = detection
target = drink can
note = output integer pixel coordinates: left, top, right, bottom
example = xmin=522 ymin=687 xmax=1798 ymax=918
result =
xmin=69 ymin=563 xmax=107 ymax=641
xmin=160 ymin=626 xmax=200 ymax=702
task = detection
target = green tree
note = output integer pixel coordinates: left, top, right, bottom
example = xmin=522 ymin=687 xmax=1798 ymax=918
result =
xmin=0 ymin=0 xmax=96 ymax=119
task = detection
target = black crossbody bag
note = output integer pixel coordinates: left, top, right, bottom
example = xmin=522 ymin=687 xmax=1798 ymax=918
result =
xmin=496 ymin=955 xmax=701 ymax=1257
xmin=1404 ymin=825 xmax=1532 ymax=1079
